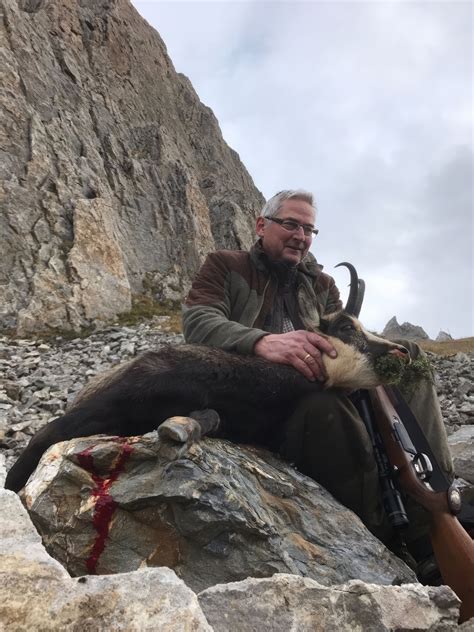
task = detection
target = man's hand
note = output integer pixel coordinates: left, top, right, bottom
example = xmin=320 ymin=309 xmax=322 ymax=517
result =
xmin=254 ymin=330 xmax=337 ymax=382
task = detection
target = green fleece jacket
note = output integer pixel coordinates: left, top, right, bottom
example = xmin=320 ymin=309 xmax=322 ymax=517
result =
xmin=183 ymin=241 xmax=342 ymax=354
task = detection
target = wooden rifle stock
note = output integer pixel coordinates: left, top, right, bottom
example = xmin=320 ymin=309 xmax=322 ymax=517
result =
xmin=370 ymin=386 xmax=474 ymax=623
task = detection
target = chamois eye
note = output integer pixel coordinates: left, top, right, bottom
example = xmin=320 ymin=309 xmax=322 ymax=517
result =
xmin=341 ymin=324 xmax=355 ymax=332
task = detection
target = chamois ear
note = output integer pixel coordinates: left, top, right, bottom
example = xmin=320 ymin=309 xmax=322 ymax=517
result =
xmin=318 ymin=318 xmax=330 ymax=334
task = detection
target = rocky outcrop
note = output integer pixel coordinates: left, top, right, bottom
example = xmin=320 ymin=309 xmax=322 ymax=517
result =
xmin=1 ymin=488 xmax=463 ymax=631
xmin=0 ymin=0 xmax=263 ymax=334
xmin=382 ymin=316 xmax=430 ymax=340
xmin=436 ymin=331 xmax=453 ymax=342
xmin=22 ymin=432 xmax=415 ymax=591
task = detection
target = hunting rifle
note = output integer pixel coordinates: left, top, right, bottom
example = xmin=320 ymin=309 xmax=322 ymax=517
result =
xmin=363 ymin=385 xmax=474 ymax=623
xmin=336 ymin=262 xmax=474 ymax=622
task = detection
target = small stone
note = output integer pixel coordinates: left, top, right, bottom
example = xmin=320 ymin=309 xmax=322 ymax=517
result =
xmin=120 ymin=342 xmax=136 ymax=355
xmin=4 ymin=382 xmax=21 ymax=400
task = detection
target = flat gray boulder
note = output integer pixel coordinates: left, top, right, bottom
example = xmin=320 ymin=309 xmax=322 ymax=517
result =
xmin=198 ymin=574 xmax=461 ymax=631
xmin=22 ymin=431 xmax=416 ymax=592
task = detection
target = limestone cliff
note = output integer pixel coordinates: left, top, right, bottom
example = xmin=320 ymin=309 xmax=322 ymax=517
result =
xmin=0 ymin=0 xmax=264 ymax=333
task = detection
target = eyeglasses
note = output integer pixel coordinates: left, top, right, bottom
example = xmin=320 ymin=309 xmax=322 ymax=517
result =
xmin=266 ymin=217 xmax=319 ymax=237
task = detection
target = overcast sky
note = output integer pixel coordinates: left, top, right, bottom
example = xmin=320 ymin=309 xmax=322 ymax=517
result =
xmin=132 ymin=1 xmax=472 ymax=339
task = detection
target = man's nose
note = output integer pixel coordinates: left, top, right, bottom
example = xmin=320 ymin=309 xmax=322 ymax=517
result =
xmin=293 ymin=226 xmax=306 ymax=239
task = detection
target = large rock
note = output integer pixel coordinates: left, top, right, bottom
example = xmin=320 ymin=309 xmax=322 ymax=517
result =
xmin=198 ymin=574 xmax=461 ymax=632
xmin=0 ymin=487 xmax=463 ymax=631
xmin=23 ymin=432 xmax=416 ymax=592
xmin=0 ymin=0 xmax=264 ymax=334
xmin=382 ymin=316 xmax=430 ymax=341
xmin=0 ymin=488 xmax=211 ymax=630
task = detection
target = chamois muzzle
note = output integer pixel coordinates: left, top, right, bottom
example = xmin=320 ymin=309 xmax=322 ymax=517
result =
xmin=389 ymin=346 xmax=410 ymax=361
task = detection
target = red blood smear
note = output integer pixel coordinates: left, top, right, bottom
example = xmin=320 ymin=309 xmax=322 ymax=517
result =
xmin=77 ymin=440 xmax=134 ymax=574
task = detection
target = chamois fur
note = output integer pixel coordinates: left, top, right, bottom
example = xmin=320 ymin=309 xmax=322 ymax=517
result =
xmin=4 ymin=312 xmax=408 ymax=492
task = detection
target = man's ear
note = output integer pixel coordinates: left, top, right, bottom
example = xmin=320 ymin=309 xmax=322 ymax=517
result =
xmin=255 ymin=216 xmax=266 ymax=238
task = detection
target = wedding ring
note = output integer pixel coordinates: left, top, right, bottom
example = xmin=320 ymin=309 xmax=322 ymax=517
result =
xmin=303 ymin=353 xmax=311 ymax=363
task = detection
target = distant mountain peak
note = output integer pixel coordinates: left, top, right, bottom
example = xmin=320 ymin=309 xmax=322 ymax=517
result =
xmin=382 ymin=316 xmax=430 ymax=340
xmin=436 ymin=331 xmax=453 ymax=342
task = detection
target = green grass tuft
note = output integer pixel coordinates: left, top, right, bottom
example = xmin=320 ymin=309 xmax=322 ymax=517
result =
xmin=374 ymin=354 xmax=433 ymax=395
xmin=373 ymin=355 xmax=406 ymax=384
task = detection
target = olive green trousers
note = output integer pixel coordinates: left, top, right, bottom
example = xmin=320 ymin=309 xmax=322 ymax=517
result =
xmin=279 ymin=340 xmax=454 ymax=547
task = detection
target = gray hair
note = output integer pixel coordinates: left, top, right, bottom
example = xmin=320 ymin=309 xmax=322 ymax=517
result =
xmin=260 ymin=190 xmax=316 ymax=219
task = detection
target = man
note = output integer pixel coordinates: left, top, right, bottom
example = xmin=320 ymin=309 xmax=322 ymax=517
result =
xmin=183 ymin=189 xmax=454 ymax=577
xmin=184 ymin=190 xmax=340 ymax=379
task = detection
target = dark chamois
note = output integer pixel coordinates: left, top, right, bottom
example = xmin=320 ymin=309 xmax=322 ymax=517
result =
xmin=5 ymin=264 xmax=409 ymax=492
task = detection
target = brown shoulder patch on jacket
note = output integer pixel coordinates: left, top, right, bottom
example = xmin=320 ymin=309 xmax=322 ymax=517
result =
xmin=185 ymin=250 xmax=255 ymax=307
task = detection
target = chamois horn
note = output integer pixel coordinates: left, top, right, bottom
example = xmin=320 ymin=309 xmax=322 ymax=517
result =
xmin=335 ymin=262 xmax=366 ymax=318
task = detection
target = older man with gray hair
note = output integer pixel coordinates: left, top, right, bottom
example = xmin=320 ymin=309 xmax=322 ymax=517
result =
xmin=185 ymin=190 xmax=339 ymax=379
xmin=183 ymin=189 xmax=453 ymax=581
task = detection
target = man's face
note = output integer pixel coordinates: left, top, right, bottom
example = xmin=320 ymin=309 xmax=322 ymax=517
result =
xmin=256 ymin=198 xmax=316 ymax=266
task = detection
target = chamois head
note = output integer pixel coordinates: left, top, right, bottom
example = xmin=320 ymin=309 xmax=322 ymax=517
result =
xmin=319 ymin=263 xmax=409 ymax=389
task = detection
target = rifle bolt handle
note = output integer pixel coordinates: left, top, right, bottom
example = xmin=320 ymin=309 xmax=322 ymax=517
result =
xmin=447 ymin=486 xmax=462 ymax=514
